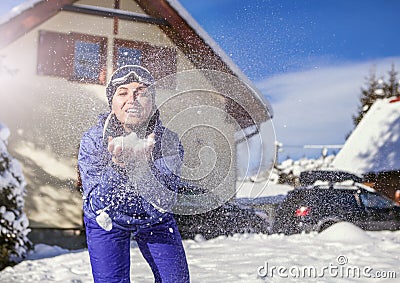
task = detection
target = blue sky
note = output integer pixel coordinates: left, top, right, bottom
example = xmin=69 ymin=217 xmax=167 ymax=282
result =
xmin=180 ymin=0 xmax=400 ymax=80
xmin=1 ymin=0 xmax=400 ymax=161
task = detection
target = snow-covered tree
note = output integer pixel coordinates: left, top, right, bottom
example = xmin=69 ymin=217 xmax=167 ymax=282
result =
xmin=0 ymin=123 xmax=31 ymax=270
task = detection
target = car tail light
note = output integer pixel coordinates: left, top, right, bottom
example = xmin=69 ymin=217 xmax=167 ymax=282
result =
xmin=295 ymin=206 xmax=310 ymax=216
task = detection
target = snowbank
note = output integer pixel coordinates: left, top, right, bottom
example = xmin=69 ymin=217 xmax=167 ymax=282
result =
xmin=1 ymin=229 xmax=399 ymax=282
xmin=317 ymin=222 xmax=372 ymax=244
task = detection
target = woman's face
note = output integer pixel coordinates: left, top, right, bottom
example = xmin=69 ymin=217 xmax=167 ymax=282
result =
xmin=111 ymin=81 xmax=153 ymax=129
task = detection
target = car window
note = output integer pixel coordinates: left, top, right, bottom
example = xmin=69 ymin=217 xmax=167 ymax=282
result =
xmin=360 ymin=193 xmax=395 ymax=209
xmin=333 ymin=193 xmax=360 ymax=210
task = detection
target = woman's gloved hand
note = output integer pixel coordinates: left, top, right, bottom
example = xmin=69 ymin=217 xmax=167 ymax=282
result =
xmin=108 ymin=132 xmax=155 ymax=168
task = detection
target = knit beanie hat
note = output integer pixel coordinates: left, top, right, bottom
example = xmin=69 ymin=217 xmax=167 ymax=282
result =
xmin=106 ymin=65 xmax=155 ymax=107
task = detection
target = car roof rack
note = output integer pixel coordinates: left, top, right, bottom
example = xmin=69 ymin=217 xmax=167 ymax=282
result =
xmin=299 ymin=170 xmax=363 ymax=186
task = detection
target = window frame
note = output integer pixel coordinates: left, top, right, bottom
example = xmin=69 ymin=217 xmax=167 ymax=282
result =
xmin=69 ymin=32 xmax=108 ymax=85
xmin=37 ymin=30 xmax=108 ymax=85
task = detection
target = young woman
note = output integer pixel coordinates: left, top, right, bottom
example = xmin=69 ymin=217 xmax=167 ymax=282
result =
xmin=78 ymin=65 xmax=190 ymax=283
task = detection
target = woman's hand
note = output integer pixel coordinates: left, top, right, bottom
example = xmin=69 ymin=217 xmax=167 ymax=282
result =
xmin=108 ymin=132 xmax=155 ymax=167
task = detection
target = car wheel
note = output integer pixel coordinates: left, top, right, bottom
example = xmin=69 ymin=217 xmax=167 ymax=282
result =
xmin=318 ymin=221 xmax=336 ymax=232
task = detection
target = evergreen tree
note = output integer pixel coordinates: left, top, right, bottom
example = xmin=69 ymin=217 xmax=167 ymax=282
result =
xmin=352 ymin=68 xmax=383 ymax=127
xmin=0 ymin=123 xmax=31 ymax=270
xmin=383 ymin=64 xmax=400 ymax=98
xmin=352 ymin=64 xmax=400 ymax=128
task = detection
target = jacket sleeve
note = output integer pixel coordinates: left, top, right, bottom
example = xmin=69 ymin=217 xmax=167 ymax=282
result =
xmin=78 ymin=129 xmax=124 ymax=205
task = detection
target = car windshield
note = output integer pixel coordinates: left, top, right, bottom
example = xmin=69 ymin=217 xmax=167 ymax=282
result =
xmin=360 ymin=193 xmax=398 ymax=209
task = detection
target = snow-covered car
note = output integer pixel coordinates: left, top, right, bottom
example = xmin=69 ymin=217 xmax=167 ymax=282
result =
xmin=270 ymin=170 xmax=400 ymax=235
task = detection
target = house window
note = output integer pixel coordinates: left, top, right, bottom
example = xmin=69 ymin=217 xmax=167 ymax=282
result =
xmin=37 ymin=30 xmax=107 ymax=84
xmin=73 ymin=41 xmax=101 ymax=81
xmin=113 ymin=39 xmax=176 ymax=88
xmin=116 ymin=47 xmax=142 ymax=68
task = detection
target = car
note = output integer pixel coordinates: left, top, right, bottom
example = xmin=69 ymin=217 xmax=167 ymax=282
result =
xmin=270 ymin=170 xmax=400 ymax=235
xmin=174 ymin=201 xmax=269 ymax=240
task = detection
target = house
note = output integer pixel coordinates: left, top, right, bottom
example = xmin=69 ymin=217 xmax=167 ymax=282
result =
xmin=0 ymin=0 xmax=272 ymax=234
xmin=333 ymin=97 xmax=400 ymax=201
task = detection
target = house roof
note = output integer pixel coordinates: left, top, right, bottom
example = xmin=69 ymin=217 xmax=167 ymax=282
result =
xmin=0 ymin=0 xmax=272 ymax=127
xmin=0 ymin=0 xmax=77 ymax=48
xmin=333 ymin=97 xmax=400 ymax=174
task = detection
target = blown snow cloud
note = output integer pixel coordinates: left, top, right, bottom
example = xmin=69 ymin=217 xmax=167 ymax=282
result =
xmin=256 ymin=56 xmax=400 ymax=160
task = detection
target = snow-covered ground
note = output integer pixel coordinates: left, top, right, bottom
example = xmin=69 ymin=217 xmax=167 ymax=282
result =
xmin=0 ymin=222 xmax=399 ymax=282
xmin=3 ymin=183 xmax=398 ymax=282
xmin=3 ymin=157 xmax=399 ymax=282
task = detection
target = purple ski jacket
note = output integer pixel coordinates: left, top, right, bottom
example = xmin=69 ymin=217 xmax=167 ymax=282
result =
xmin=78 ymin=113 xmax=184 ymax=231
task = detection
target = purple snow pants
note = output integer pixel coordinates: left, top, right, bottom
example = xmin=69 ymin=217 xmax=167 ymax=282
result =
xmin=84 ymin=215 xmax=190 ymax=283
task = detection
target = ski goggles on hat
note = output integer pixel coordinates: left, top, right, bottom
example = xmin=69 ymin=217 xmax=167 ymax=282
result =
xmin=109 ymin=66 xmax=154 ymax=87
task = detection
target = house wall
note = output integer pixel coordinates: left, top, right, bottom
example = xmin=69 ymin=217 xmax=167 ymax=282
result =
xmin=0 ymin=0 xmax=236 ymax=228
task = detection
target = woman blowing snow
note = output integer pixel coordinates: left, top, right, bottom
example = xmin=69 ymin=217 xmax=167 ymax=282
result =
xmin=78 ymin=65 xmax=190 ymax=283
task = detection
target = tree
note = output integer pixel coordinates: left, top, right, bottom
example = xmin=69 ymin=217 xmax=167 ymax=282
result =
xmin=352 ymin=64 xmax=400 ymax=128
xmin=0 ymin=123 xmax=31 ymax=270
xmin=352 ymin=68 xmax=383 ymax=127
xmin=383 ymin=64 xmax=400 ymax=98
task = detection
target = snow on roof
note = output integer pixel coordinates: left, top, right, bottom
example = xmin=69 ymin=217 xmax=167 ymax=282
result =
xmin=166 ymin=0 xmax=273 ymax=117
xmin=333 ymin=97 xmax=400 ymax=174
xmin=0 ymin=0 xmax=43 ymax=25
